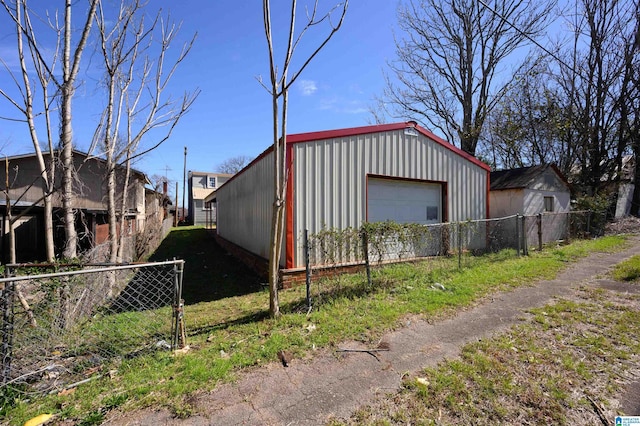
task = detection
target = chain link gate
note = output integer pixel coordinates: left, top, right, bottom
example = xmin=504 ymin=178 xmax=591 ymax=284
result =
xmin=0 ymin=260 xmax=184 ymax=395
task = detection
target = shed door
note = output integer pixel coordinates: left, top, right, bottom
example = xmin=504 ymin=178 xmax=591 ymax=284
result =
xmin=367 ymin=177 xmax=442 ymax=224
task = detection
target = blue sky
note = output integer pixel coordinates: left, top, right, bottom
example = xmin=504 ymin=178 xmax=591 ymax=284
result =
xmin=0 ymin=1 xmax=399 ymax=191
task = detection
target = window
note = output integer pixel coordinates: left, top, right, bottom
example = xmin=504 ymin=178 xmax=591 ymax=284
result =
xmin=426 ymin=206 xmax=439 ymax=221
xmin=544 ymin=196 xmax=554 ymax=212
xmin=204 ymin=201 xmax=212 ymax=210
xmin=208 ymin=176 xmax=216 ymax=188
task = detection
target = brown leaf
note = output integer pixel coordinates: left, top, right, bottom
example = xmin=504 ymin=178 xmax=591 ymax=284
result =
xmin=58 ymin=388 xmax=75 ymax=396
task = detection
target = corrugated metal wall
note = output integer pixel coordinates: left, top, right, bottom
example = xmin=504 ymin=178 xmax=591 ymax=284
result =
xmin=216 ymin=151 xmax=275 ymax=261
xmin=292 ymin=129 xmax=488 ymax=267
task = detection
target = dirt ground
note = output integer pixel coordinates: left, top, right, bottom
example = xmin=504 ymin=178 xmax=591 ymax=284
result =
xmin=104 ymin=234 xmax=640 ymax=426
xmin=605 ymin=215 xmax=640 ymax=235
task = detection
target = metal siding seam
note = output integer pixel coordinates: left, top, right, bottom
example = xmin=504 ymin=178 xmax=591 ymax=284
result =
xmin=324 ymin=141 xmax=329 ymax=230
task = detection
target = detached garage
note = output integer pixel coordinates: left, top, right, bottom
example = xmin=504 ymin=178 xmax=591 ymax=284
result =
xmin=215 ymin=121 xmax=490 ymax=270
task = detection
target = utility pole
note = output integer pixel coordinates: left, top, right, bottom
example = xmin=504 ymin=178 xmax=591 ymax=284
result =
xmin=174 ymin=182 xmax=179 ymax=227
xmin=182 ymin=146 xmax=187 ymax=223
xmin=163 ymin=165 xmax=172 ymax=186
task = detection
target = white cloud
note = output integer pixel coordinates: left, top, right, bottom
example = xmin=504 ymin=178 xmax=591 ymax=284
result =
xmin=320 ymin=97 xmax=367 ymax=114
xmin=298 ymin=79 xmax=318 ymax=96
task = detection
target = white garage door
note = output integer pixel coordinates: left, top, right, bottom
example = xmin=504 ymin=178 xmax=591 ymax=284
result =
xmin=367 ymin=177 xmax=442 ymax=224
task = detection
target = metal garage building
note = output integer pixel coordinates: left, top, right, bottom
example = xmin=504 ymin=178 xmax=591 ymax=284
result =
xmin=215 ymin=121 xmax=490 ymax=270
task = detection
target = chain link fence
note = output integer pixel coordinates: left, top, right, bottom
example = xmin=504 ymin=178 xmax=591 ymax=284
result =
xmin=300 ymin=211 xmax=602 ymax=305
xmin=1 ymin=260 xmax=185 ymax=396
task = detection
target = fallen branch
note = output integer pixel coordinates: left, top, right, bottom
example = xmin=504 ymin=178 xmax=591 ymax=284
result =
xmin=336 ymin=347 xmax=390 ymax=362
xmin=336 ymin=348 xmax=390 ymax=353
xmin=49 ymin=374 xmax=102 ymax=395
xmin=16 ymin=284 xmax=37 ymax=327
xmin=4 ymin=364 xmax=64 ymax=386
xmin=586 ymin=393 xmax=612 ymax=426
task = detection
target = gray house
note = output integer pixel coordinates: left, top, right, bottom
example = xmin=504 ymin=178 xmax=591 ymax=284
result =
xmin=187 ymin=171 xmax=232 ymax=226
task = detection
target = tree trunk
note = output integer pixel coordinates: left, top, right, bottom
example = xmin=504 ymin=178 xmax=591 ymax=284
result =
xmin=631 ymin=144 xmax=640 ymax=217
xmin=43 ymin=196 xmax=54 ymax=261
xmin=116 ymin=155 xmax=132 ymax=263
xmin=5 ymin=160 xmax=15 ymax=264
xmin=60 ymin=89 xmax=77 ymax=259
xmin=107 ymin=156 xmax=118 ymax=263
xmin=267 ymin=90 xmax=282 ymax=318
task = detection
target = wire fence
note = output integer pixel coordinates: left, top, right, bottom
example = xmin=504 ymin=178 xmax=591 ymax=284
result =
xmin=300 ymin=210 xmax=603 ymax=307
xmin=0 ymin=260 xmax=185 ymax=396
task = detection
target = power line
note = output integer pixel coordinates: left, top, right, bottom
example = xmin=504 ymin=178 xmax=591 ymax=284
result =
xmin=476 ymin=0 xmax=583 ymax=79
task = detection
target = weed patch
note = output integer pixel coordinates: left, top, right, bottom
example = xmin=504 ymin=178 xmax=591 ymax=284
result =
xmin=611 ymin=255 xmax=640 ymax=281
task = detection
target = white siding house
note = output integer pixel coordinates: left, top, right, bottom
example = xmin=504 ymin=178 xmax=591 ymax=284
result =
xmin=187 ymin=171 xmax=233 ymax=226
xmin=216 ymin=122 xmax=490 ymax=269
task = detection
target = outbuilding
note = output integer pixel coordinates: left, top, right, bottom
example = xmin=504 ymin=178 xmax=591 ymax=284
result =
xmin=490 ymin=164 xmax=571 ymax=247
xmin=489 ymin=164 xmax=570 ymax=218
xmin=215 ymin=121 xmax=490 ymax=270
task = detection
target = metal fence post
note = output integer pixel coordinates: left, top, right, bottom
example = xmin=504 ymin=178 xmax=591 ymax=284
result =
xmin=587 ymin=209 xmax=592 ymax=236
xmin=516 ymin=214 xmax=521 ymax=256
xmin=521 ymin=215 xmax=528 ymax=255
xmin=172 ymin=260 xmax=186 ymax=350
xmin=304 ymin=229 xmax=312 ymax=310
xmin=361 ymin=229 xmax=372 ymax=287
xmin=537 ymin=213 xmax=543 ymax=252
xmin=566 ymin=211 xmax=571 ymax=243
xmin=457 ymin=222 xmax=462 ymax=269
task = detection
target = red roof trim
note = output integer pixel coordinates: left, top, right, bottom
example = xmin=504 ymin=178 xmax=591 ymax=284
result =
xmin=218 ymin=121 xmax=490 ymax=191
xmin=286 ymin=122 xmax=412 ymax=143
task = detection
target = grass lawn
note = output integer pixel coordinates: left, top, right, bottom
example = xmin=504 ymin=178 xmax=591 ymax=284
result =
xmin=148 ymin=226 xmax=264 ymax=303
xmin=0 ymin=230 xmax=630 ymax=425
xmin=333 ymin=282 xmax=640 ymax=425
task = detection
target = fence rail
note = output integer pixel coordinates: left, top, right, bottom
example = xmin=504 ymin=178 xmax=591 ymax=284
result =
xmin=300 ymin=211 xmax=603 ymax=307
xmin=1 ymin=260 xmax=185 ymax=396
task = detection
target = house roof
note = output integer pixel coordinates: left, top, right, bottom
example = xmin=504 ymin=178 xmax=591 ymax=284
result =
xmin=192 ymin=187 xmax=215 ymax=201
xmin=3 ymin=149 xmax=149 ymax=182
xmin=490 ymin=164 xmax=568 ymax=191
xmin=189 ymin=171 xmax=234 ymax=178
xmin=219 ymin=121 xmax=490 ymax=191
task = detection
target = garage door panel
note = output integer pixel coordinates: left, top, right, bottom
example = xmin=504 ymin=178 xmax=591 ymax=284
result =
xmin=368 ymin=178 xmax=442 ymax=225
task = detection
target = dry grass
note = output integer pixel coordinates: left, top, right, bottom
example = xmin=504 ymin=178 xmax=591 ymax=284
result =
xmin=332 ymin=287 xmax=640 ymax=425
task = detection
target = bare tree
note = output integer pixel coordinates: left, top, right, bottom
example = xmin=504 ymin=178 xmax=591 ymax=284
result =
xmin=620 ymin=1 xmax=640 ymax=214
xmin=92 ymin=0 xmax=198 ymax=263
xmin=261 ymin=0 xmax=347 ymax=317
xmin=481 ymin=58 xmax=576 ymax=174
xmin=59 ymin=0 xmax=99 ymax=258
xmin=382 ymin=0 xmax=554 ymax=156
xmin=553 ymin=0 xmax=638 ymax=195
xmin=216 ymin=155 xmax=251 ymax=174
xmin=0 ymin=0 xmax=63 ymax=261
xmin=2 ymin=0 xmax=100 ymax=259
